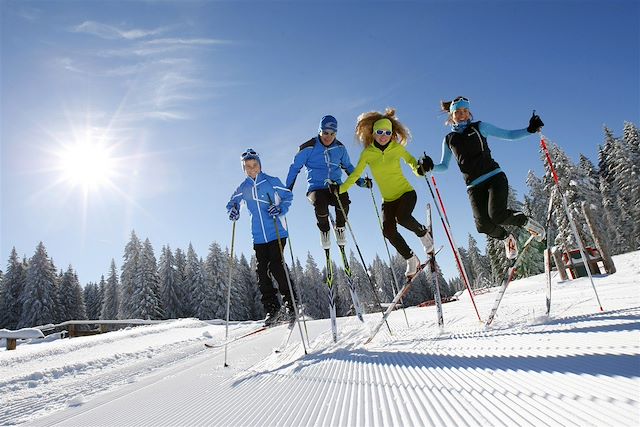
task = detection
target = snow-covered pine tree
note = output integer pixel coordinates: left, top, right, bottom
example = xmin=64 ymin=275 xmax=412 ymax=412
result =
xmin=101 ymin=259 xmax=120 ymax=320
xmin=84 ymin=280 xmax=103 ymax=320
xmin=204 ymin=242 xmax=228 ymax=320
xmin=301 ymin=252 xmax=325 ymax=319
xmin=237 ymin=254 xmax=261 ymax=320
xmin=18 ymin=242 xmax=58 ymax=328
xmin=348 ymin=251 xmax=376 ymax=312
xmin=173 ymin=248 xmax=189 ymax=317
xmin=159 ymin=245 xmax=181 ymax=319
xmin=119 ymin=231 xmax=142 ymax=319
xmin=225 ymin=250 xmax=250 ymax=321
xmin=467 ymin=235 xmax=492 ymax=289
xmin=57 ymin=266 xmax=87 ymax=322
xmin=598 ymin=126 xmax=638 ymax=253
xmin=457 ymin=247 xmax=473 ymax=288
xmin=622 ymin=122 xmax=640 ymax=248
xmin=186 ymin=244 xmax=216 ymax=320
xmin=131 ymin=238 xmax=163 ymax=320
xmin=370 ymin=254 xmax=394 ymax=302
xmin=0 ymin=248 xmax=27 ymax=329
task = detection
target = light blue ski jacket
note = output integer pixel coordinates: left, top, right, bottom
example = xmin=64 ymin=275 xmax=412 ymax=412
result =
xmin=226 ymin=172 xmax=292 ymax=244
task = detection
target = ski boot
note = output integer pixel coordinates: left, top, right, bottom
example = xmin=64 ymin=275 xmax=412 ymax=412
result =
xmin=320 ymin=230 xmax=331 ymax=250
xmin=405 ymin=254 xmax=421 ymax=278
xmin=503 ymin=234 xmax=518 ymax=260
xmin=419 ymin=231 xmax=434 ymax=253
xmin=335 ymin=226 xmax=347 ymax=246
xmin=524 ymin=218 xmax=546 ymax=242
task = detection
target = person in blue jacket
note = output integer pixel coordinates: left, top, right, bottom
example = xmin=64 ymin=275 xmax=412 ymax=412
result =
xmin=421 ymin=96 xmax=546 ymax=260
xmin=286 ymin=115 xmax=371 ymax=250
xmin=226 ymin=148 xmax=295 ymax=326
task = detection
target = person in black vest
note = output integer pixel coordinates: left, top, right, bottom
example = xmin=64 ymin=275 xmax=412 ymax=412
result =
xmin=420 ymin=96 xmax=545 ymax=260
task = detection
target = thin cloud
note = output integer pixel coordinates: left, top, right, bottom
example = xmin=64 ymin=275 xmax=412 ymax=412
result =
xmin=72 ymin=21 xmax=169 ymax=40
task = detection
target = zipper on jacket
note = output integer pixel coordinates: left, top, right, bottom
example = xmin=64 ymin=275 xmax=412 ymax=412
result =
xmin=470 ymin=127 xmax=485 ymax=151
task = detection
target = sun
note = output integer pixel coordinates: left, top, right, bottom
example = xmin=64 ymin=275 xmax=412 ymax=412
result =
xmin=57 ymin=139 xmax=116 ymax=190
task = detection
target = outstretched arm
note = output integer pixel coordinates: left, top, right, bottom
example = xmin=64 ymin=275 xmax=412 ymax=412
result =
xmin=432 ymin=138 xmax=452 ymax=173
xmin=479 ymin=122 xmax=530 ymax=141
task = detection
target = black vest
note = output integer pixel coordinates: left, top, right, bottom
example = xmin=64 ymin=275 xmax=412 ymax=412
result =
xmin=445 ymin=121 xmax=500 ymax=185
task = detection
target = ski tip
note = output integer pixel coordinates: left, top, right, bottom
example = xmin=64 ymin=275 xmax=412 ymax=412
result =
xmin=223 ymin=363 xmax=229 ymax=368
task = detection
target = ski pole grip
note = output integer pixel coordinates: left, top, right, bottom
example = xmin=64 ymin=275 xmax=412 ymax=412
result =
xmin=540 ymin=137 xmax=560 ymax=184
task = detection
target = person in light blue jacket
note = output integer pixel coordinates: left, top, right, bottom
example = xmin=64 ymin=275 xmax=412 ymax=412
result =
xmin=226 ymin=148 xmax=295 ymax=325
xmin=421 ymin=96 xmax=546 ymax=260
xmin=286 ymin=115 xmax=370 ymax=250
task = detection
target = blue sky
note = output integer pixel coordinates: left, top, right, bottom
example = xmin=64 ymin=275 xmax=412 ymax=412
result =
xmin=2 ymin=0 xmax=638 ymax=286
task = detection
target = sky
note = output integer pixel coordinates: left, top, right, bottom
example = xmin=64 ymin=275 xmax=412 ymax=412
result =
xmin=1 ymin=0 xmax=638 ymax=285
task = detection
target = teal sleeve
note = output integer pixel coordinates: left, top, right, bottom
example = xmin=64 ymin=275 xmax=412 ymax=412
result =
xmin=479 ymin=122 xmax=530 ymax=141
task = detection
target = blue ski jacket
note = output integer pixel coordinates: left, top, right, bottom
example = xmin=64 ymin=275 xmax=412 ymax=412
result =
xmin=226 ymin=172 xmax=292 ymax=244
xmin=286 ymin=137 xmax=363 ymax=193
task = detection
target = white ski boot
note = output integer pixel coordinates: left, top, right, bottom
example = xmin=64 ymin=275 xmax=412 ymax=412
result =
xmin=405 ymin=254 xmax=421 ymax=278
xmin=335 ymin=226 xmax=347 ymax=246
xmin=504 ymin=234 xmax=518 ymax=260
xmin=524 ymin=218 xmax=546 ymax=242
xmin=419 ymin=231 xmax=434 ymax=253
xmin=320 ymin=230 xmax=331 ymax=249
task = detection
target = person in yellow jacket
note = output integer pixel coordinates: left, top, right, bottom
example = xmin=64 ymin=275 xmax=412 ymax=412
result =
xmin=337 ymin=107 xmax=433 ymax=278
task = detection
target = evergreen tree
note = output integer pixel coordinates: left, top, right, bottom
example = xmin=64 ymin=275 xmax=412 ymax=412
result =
xmin=186 ymin=245 xmax=217 ymax=320
xmin=119 ymin=231 xmax=142 ymax=319
xmin=0 ymin=248 xmax=27 ymax=329
xmin=249 ymin=254 xmax=265 ymax=319
xmin=348 ymin=251 xmax=377 ymax=313
xmin=18 ymin=242 xmax=57 ymax=328
xmin=226 ymin=250 xmax=251 ymax=321
xmin=237 ymin=254 xmax=261 ymax=320
xmin=204 ymin=242 xmax=228 ymax=320
xmin=173 ymin=248 xmax=189 ymax=317
xmin=370 ymin=254 xmax=394 ymax=302
xmin=302 ymin=252 xmax=325 ymax=319
xmin=134 ymin=238 xmax=163 ymax=320
xmin=467 ymin=235 xmax=492 ymax=289
xmin=57 ymin=266 xmax=87 ymax=322
xmin=84 ymin=280 xmax=103 ymax=320
xmin=101 ymin=259 xmax=120 ymax=320
xmin=159 ymin=246 xmax=181 ymax=319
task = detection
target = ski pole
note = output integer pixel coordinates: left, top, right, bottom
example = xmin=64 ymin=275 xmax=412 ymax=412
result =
xmin=282 ymin=217 xmax=311 ymax=346
xmin=424 ymin=173 xmax=482 ymax=321
xmin=430 ymin=174 xmax=474 ymax=294
xmin=223 ymin=220 xmax=236 ymax=367
xmin=332 ymin=185 xmax=393 ymax=334
xmin=268 ymin=196 xmax=308 ymax=354
xmin=540 ymin=135 xmax=604 ymax=311
xmin=366 ymin=180 xmax=410 ymax=328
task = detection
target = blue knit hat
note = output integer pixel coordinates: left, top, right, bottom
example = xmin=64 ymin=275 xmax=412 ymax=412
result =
xmin=318 ymin=115 xmax=338 ymax=133
xmin=240 ymin=148 xmax=261 ymax=171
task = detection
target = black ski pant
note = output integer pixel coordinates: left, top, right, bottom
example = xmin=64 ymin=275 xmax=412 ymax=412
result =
xmin=467 ymin=172 xmax=527 ymax=240
xmin=307 ymin=189 xmax=350 ymax=233
xmin=382 ymin=190 xmax=428 ymax=259
xmin=254 ymin=238 xmax=295 ymax=314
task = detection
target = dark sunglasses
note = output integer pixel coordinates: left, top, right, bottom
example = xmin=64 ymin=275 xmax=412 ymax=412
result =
xmin=453 ymin=96 xmax=469 ymax=103
xmin=375 ymin=130 xmax=392 ymax=136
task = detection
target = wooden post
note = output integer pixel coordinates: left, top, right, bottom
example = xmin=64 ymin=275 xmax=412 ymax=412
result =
xmin=6 ymin=338 xmax=17 ymax=350
xmin=68 ymin=324 xmax=76 ymax=338
xmin=551 ymin=246 xmax=569 ymax=281
xmin=581 ymin=202 xmax=616 ymax=274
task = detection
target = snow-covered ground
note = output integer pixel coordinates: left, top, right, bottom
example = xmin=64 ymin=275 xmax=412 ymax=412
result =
xmin=2 ymin=252 xmax=639 ymax=427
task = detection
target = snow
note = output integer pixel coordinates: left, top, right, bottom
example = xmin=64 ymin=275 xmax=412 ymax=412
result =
xmin=2 ymin=252 xmax=639 ymax=426
xmin=0 ymin=327 xmax=45 ymax=339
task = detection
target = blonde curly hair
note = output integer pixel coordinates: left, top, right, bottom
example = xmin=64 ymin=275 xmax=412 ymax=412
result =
xmin=354 ymin=107 xmax=411 ymax=147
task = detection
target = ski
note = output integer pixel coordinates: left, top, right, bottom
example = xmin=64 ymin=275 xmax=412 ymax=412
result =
xmin=324 ymin=248 xmax=339 ymax=343
xmin=426 ymin=203 xmax=444 ymax=328
xmin=204 ymin=325 xmax=270 ymax=348
xmin=337 ymin=245 xmax=365 ymax=323
xmin=364 ymin=262 xmax=429 ymax=345
xmin=485 ymin=234 xmax=537 ymax=326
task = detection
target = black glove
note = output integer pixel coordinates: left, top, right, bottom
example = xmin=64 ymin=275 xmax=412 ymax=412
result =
xmin=527 ymin=112 xmax=544 ymax=133
xmin=356 ymin=177 xmax=373 ymax=189
xmin=328 ymin=182 xmax=340 ymax=194
xmin=417 ymin=155 xmax=434 ymax=176
xmin=228 ymin=205 xmax=240 ymax=221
